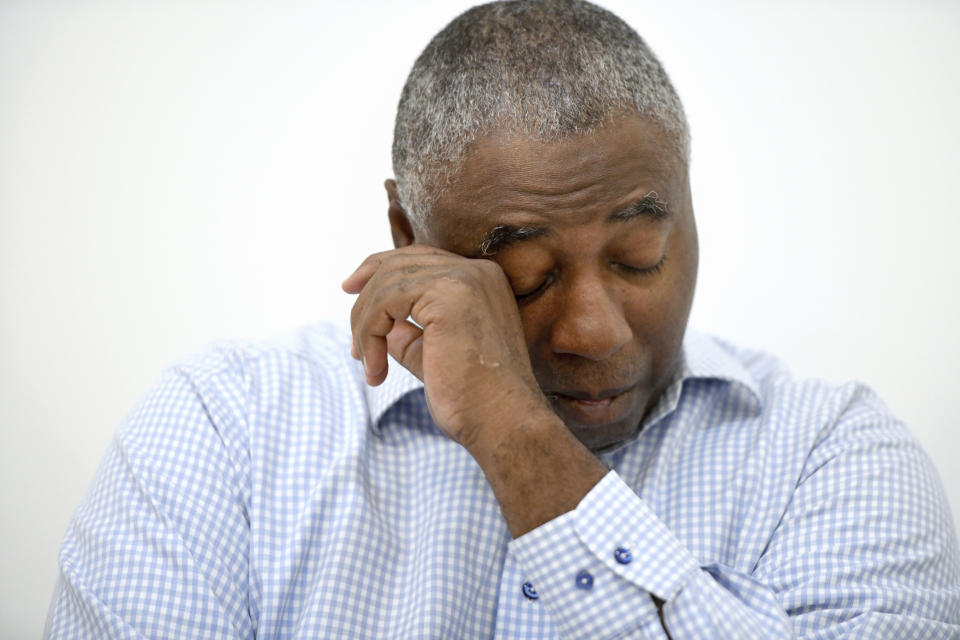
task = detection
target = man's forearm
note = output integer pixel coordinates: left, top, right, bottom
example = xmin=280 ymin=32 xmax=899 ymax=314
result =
xmin=465 ymin=397 xmax=609 ymax=538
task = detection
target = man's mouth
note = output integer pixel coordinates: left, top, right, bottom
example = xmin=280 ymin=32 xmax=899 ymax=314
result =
xmin=546 ymin=384 xmax=638 ymax=426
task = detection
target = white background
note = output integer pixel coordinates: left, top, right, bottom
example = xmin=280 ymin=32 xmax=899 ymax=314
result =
xmin=2 ymin=1 xmax=958 ymax=637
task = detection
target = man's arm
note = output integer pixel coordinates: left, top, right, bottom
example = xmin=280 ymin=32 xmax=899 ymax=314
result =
xmin=343 ymin=245 xmax=609 ymax=537
xmin=45 ymin=366 xmax=253 ymax=640
xmin=509 ymin=418 xmax=960 ymax=639
xmin=344 ymin=246 xmax=960 ymax=639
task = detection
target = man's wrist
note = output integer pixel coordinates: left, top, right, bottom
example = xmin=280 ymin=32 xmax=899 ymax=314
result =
xmin=459 ymin=389 xmax=559 ymax=461
xmin=464 ymin=397 xmax=609 ymax=537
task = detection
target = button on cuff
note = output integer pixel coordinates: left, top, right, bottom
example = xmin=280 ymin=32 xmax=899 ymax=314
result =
xmin=575 ymin=570 xmax=594 ymax=590
xmin=521 ymin=581 xmax=539 ymax=600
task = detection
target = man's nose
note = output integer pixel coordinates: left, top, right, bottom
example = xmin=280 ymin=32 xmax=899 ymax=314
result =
xmin=548 ymin=276 xmax=632 ymax=361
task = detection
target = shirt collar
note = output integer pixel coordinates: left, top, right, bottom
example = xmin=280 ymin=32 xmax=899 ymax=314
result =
xmin=679 ymin=329 xmax=762 ymax=403
xmin=365 ymin=329 xmax=762 ymax=433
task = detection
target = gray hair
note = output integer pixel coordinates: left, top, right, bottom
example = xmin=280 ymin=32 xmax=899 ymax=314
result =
xmin=392 ymin=0 xmax=689 ymax=229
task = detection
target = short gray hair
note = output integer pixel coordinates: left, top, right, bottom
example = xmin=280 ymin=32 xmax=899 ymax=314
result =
xmin=392 ymin=0 xmax=689 ymax=228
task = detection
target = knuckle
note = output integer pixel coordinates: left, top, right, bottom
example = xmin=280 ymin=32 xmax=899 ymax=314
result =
xmin=360 ymin=252 xmax=385 ymax=271
xmin=479 ymin=259 xmax=506 ymax=280
xmin=435 ymin=273 xmax=470 ymax=295
xmin=371 ymin=278 xmax=409 ymax=308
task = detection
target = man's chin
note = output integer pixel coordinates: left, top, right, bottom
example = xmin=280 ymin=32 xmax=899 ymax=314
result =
xmin=566 ymin=419 xmax=643 ymax=453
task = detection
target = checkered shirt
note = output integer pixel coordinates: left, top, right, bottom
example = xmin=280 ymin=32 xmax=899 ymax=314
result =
xmin=45 ymin=323 xmax=960 ymax=638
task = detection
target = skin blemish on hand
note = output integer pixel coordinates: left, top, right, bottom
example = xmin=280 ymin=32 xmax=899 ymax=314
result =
xmin=478 ymin=353 xmax=501 ymax=368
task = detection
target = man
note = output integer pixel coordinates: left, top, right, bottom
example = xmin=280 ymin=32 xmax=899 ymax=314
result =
xmin=46 ymin=1 xmax=959 ymax=638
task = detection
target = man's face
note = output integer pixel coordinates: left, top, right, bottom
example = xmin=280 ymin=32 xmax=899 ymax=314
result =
xmin=416 ymin=114 xmax=698 ymax=451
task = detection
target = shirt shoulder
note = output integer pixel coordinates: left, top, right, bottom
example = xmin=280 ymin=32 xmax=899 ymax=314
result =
xmin=689 ymin=330 xmax=899 ymax=431
xmin=170 ymin=321 xmax=358 ymax=386
xmin=118 ymin=322 xmax=368 ymax=474
xmin=160 ymin=321 xmax=363 ymax=420
xmin=680 ymin=330 xmax=932 ymax=494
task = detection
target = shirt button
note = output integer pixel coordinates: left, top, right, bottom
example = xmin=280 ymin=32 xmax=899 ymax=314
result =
xmin=614 ymin=547 xmax=633 ymax=564
xmin=521 ymin=581 xmax=539 ymax=600
xmin=575 ymin=570 xmax=594 ymax=590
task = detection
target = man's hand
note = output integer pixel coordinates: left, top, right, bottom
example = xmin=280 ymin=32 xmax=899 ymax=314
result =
xmin=343 ymin=245 xmax=608 ymax=537
xmin=342 ymin=245 xmax=548 ymax=450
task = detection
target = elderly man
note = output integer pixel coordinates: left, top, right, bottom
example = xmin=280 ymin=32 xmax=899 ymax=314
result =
xmin=46 ymin=1 xmax=959 ymax=638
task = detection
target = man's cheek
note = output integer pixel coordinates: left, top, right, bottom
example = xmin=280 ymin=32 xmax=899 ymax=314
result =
xmin=517 ymin=308 xmax=549 ymax=355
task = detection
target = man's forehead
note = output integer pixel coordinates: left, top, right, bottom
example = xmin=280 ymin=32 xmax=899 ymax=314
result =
xmin=467 ymin=115 xmax=681 ymax=168
xmin=427 ymin=115 xmax=687 ymax=239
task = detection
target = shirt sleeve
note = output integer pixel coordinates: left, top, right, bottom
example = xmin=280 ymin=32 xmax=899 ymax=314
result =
xmin=510 ymin=472 xmax=792 ymax=639
xmin=509 ymin=402 xmax=960 ymax=640
xmin=44 ymin=365 xmax=254 ymax=640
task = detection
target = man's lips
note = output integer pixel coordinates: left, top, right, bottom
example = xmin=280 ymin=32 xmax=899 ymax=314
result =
xmin=546 ymin=384 xmax=639 ymax=426
xmin=549 ymin=384 xmax=636 ymax=402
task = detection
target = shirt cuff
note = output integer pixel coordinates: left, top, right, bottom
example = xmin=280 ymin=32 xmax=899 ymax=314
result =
xmin=509 ymin=470 xmax=701 ymax=639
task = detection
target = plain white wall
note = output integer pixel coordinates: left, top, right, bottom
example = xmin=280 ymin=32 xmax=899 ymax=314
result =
xmin=2 ymin=1 xmax=957 ymax=637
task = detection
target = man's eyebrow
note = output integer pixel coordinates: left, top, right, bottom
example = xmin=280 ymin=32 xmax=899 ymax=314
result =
xmin=477 ymin=191 xmax=668 ymax=256
xmin=608 ymin=191 xmax=671 ymax=222
xmin=478 ymin=224 xmax=549 ymax=256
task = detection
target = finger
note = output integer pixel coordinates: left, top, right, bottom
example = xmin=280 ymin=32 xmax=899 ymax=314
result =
xmin=362 ymin=327 xmax=389 ymax=386
xmin=342 ymin=246 xmax=460 ymax=294
xmin=385 ymin=318 xmax=425 ymax=382
xmin=347 ymin=250 xmax=467 ymax=381
xmin=342 ymin=251 xmax=390 ymax=294
xmin=355 ymin=290 xmax=418 ymax=386
xmin=348 ymin=260 xmax=453 ymax=360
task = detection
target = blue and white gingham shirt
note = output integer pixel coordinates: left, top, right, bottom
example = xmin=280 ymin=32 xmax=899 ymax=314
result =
xmin=46 ymin=323 xmax=960 ymax=639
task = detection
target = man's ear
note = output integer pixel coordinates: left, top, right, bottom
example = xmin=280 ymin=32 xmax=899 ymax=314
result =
xmin=385 ymin=179 xmax=415 ymax=248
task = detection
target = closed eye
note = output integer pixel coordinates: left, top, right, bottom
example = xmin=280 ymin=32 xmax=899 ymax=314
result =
xmin=514 ymin=257 xmax=665 ymax=305
xmin=618 ymin=255 xmax=666 ymax=277
xmin=514 ymin=272 xmax=555 ymax=304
